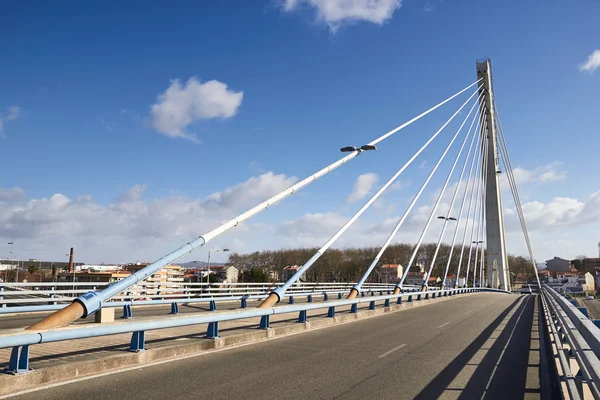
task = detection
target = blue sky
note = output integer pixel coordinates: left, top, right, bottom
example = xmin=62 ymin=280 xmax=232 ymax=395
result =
xmin=1 ymin=0 xmax=599 ymax=265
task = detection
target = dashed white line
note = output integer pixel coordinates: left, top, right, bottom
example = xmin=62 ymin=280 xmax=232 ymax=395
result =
xmin=438 ymin=321 xmax=451 ymax=328
xmin=378 ymin=343 xmax=407 ymax=358
xmin=465 ymin=310 xmax=472 ymax=315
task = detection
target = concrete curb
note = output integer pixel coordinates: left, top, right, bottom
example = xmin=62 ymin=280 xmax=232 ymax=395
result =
xmin=0 ymin=292 xmax=475 ymax=396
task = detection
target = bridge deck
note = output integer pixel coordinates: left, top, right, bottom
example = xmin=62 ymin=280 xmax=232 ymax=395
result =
xmin=6 ymin=293 xmax=540 ymax=400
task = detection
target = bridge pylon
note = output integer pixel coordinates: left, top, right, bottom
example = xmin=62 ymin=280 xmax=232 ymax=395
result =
xmin=476 ymin=59 xmax=510 ymax=291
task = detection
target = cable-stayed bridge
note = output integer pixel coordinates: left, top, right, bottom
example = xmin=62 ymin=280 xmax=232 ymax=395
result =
xmin=0 ymin=60 xmax=595 ymax=400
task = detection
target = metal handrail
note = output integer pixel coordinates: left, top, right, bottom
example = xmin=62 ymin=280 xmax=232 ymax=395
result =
xmin=542 ymin=285 xmax=600 ymax=399
xmin=0 ymin=288 xmax=488 ymax=349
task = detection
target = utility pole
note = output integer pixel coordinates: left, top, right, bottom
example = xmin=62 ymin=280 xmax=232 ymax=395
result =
xmin=476 ymin=59 xmax=509 ymax=291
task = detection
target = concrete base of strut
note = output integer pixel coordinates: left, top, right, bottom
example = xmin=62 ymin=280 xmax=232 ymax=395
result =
xmin=347 ymin=288 xmax=359 ymax=299
xmin=421 ymin=285 xmax=428 ymax=292
xmin=392 ymin=287 xmax=401 ymax=295
xmin=257 ymin=293 xmax=279 ymax=309
xmin=26 ymin=302 xmax=85 ymax=331
xmin=94 ymin=308 xmax=115 ymax=324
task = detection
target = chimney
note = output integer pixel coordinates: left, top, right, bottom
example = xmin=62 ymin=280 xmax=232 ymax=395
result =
xmin=68 ymin=247 xmax=74 ymax=273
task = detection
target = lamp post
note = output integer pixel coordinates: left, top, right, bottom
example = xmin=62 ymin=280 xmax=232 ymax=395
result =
xmin=206 ymin=249 xmax=229 ymax=284
xmin=436 ymin=216 xmax=457 ymax=289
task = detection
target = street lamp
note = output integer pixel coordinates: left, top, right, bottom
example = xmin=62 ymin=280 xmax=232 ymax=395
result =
xmin=437 ymin=216 xmax=457 ymax=221
xmin=206 ymin=248 xmax=230 ymax=284
xmin=340 ymin=145 xmax=377 ymax=153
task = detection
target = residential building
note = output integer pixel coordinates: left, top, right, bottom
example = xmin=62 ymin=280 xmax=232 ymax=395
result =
xmin=282 ymin=265 xmax=305 ymax=282
xmin=204 ymin=265 xmax=240 ymax=283
xmin=379 ymin=264 xmax=403 ymax=283
xmin=579 ymin=272 xmax=595 ymax=292
xmin=545 ymin=257 xmax=570 ymax=272
xmin=404 ymin=272 xmax=426 ymax=286
xmin=58 ymin=269 xmax=131 ymax=283
xmin=445 ymin=275 xmax=457 ymax=287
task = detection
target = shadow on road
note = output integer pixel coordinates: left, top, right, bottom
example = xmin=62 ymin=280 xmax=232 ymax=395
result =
xmin=414 ymin=295 xmax=540 ymax=400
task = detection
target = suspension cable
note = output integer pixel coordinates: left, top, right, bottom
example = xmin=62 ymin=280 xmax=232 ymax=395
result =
xmin=260 ymin=87 xmax=484 ymax=306
xmin=422 ymin=99 xmax=484 ymax=288
xmin=441 ymin=105 xmax=485 ymax=287
xmin=348 ymin=93 xmax=484 ymax=298
xmin=494 ymin=103 xmax=541 ymax=287
xmin=427 ymin=101 xmax=484 ymax=288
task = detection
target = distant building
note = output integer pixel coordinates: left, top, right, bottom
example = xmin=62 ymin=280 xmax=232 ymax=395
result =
xmin=445 ymin=275 xmax=457 ymax=287
xmin=404 ymin=272 xmax=425 ymax=286
xmin=204 ymin=265 xmax=240 ymax=283
xmin=123 ymin=263 xmax=184 ymax=285
xmin=379 ymin=264 xmax=403 ymax=283
xmin=78 ymin=265 xmax=122 ymax=272
xmin=545 ymin=257 xmax=570 ymax=272
xmin=282 ymin=265 xmax=305 ymax=282
xmin=58 ymin=269 xmax=131 ymax=283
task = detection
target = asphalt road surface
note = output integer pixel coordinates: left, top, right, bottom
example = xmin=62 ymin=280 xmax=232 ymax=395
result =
xmin=8 ymin=293 xmax=540 ymax=400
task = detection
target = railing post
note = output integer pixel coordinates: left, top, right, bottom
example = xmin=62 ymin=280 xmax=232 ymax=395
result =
xmin=241 ymin=296 xmax=248 ymax=309
xmin=122 ymin=304 xmax=133 ymax=319
xmin=322 ymin=292 xmax=328 ymax=301
xmin=327 ymin=306 xmax=335 ymax=318
xmin=298 ymin=310 xmax=308 ymax=323
xmin=350 ymin=303 xmax=358 ymax=314
xmin=384 ymin=298 xmax=390 ymax=307
xmin=369 ymin=300 xmax=376 ymax=310
xmin=338 ymin=293 xmax=342 ymax=299
xmin=209 ymin=300 xmax=217 ymax=311
xmin=6 ymin=345 xmax=32 ymax=374
xmin=307 ymin=295 xmax=313 ymax=303
xmin=259 ymin=315 xmax=270 ymax=329
xmin=170 ymin=302 xmax=179 ymax=315
xmin=288 ymin=296 xmax=295 ymax=304
xmin=206 ymin=322 xmax=219 ymax=339
xmin=129 ymin=331 xmax=146 ymax=352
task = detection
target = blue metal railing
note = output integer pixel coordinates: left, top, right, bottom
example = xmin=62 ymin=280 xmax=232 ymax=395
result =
xmin=0 ymin=287 xmax=499 ymax=374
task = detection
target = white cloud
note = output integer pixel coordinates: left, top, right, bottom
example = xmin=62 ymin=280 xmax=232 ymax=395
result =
xmin=346 ymin=172 xmax=378 ymax=202
xmin=389 ymin=179 xmax=410 ymax=191
xmin=280 ymin=0 xmax=402 ymax=32
xmin=580 ymin=50 xmax=600 ymax=73
xmin=150 ymin=77 xmax=243 ymax=141
xmin=0 ymin=106 xmax=21 ymax=136
xmin=0 ymin=172 xmax=296 ymax=263
xmin=116 ymin=184 xmax=147 ymax=203
xmin=0 ymin=187 xmax=25 ymax=201
xmin=508 ymin=162 xmax=567 ymax=185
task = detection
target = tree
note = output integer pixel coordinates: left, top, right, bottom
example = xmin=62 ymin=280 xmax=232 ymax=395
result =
xmin=239 ymin=268 xmax=268 ymax=283
xmin=28 ymin=265 xmax=39 ymax=274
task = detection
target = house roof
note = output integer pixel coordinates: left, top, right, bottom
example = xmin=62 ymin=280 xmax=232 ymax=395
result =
xmin=283 ymin=265 xmax=302 ymax=270
xmin=381 ymin=264 xmax=401 ymax=269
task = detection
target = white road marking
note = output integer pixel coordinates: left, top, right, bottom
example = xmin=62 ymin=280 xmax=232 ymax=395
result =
xmin=378 ymin=343 xmax=407 ymax=358
xmin=465 ymin=310 xmax=472 ymax=315
xmin=438 ymin=321 xmax=451 ymax=328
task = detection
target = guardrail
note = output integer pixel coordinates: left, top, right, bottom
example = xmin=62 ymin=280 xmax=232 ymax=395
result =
xmin=0 ymin=287 xmax=498 ymax=374
xmin=541 ymin=285 xmax=600 ymax=399
xmin=0 ymin=282 xmax=427 ymax=315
